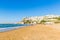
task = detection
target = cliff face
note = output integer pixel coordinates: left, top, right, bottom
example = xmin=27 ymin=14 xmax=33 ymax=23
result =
xmin=0 ymin=24 xmax=60 ymax=40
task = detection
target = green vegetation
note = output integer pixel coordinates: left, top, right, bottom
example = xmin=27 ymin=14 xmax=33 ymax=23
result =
xmin=40 ymin=20 xmax=46 ymax=24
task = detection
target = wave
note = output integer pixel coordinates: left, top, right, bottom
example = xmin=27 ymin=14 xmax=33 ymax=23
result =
xmin=0 ymin=26 xmax=23 ymax=32
xmin=0 ymin=24 xmax=31 ymax=32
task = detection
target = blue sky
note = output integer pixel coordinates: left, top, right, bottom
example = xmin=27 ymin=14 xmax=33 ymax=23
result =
xmin=0 ymin=0 xmax=60 ymax=23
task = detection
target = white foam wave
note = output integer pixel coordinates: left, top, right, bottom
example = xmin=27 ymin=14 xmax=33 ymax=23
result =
xmin=0 ymin=26 xmax=22 ymax=32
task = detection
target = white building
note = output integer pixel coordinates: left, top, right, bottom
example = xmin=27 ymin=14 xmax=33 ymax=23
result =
xmin=19 ymin=15 xmax=60 ymax=24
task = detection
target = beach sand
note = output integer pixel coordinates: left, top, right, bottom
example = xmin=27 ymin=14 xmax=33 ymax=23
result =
xmin=0 ymin=24 xmax=60 ymax=40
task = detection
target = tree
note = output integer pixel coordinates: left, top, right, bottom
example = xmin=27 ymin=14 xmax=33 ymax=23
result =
xmin=40 ymin=20 xmax=46 ymax=24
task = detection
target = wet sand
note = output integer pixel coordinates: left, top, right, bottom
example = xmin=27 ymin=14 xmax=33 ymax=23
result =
xmin=0 ymin=24 xmax=60 ymax=40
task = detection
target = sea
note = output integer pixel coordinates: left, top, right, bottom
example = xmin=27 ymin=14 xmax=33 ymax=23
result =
xmin=0 ymin=24 xmax=30 ymax=32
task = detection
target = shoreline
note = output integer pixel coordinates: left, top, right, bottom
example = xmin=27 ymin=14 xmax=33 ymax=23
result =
xmin=0 ymin=26 xmax=28 ymax=32
xmin=0 ymin=24 xmax=60 ymax=40
xmin=0 ymin=24 xmax=32 ymax=32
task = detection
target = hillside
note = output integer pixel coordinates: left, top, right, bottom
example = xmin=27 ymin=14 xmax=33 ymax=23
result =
xmin=18 ymin=15 xmax=60 ymax=24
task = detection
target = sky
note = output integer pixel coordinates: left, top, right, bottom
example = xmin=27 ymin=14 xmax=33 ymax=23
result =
xmin=0 ymin=0 xmax=60 ymax=23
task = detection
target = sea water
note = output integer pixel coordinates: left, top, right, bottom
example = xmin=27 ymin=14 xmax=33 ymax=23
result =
xmin=0 ymin=24 xmax=30 ymax=32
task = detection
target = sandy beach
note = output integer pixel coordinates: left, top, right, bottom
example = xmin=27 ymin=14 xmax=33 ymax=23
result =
xmin=0 ymin=24 xmax=60 ymax=40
